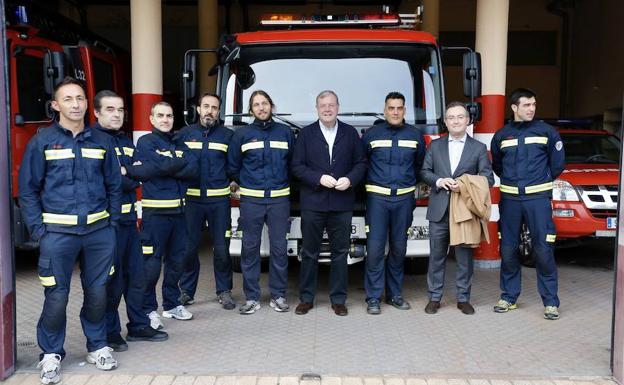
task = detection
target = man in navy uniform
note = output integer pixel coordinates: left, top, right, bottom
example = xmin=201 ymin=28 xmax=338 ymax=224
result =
xmin=92 ymin=90 xmax=168 ymax=351
xmin=133 ymin=102 xmax=197 ymax=328
xmin=491 ymin=88 xmax=565 ymax=320
xmin=291 ymin=90 xmax=367 ymax=316
xmin=361 ymin=92 xmax=426 ymax=315
xmin=20 ymin=77 xmax=122 ymax=383
xmin=227 ymin=90 xmax=295 ymax=314
xmin=176 ymin=93 xmax=235 ymax=310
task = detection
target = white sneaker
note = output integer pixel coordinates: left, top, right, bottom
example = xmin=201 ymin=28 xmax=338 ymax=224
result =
xmin=86 ymin=346 xmax=117 ymax=370
xmin=162 ymin=305 xmax=193 ymax=320
xmin=269 ymin=297 xmax=290 ymax=312
xmin=37 ymin=353 xmax=61 ymax=384
xmin=148 ymin=311 xmax=164 ymax=330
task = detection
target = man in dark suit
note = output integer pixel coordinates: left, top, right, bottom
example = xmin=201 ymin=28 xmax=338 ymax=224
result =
xmin=291 ymin=90 xmax=367 ymax=316
xmin=420 ymin=101 xmax=494 ymax=315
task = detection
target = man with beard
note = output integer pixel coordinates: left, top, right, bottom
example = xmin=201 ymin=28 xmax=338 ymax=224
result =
xmin=176 ymin=93 xmax=235 ymax=309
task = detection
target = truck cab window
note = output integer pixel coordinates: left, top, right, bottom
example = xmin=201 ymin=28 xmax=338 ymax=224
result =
xmin=16 ymin=54 xmax=48 ymax=122
xmin=92 ymin=57 xmax=114 ymax=92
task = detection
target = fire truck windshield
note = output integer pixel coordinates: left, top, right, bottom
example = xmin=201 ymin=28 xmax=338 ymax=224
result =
xmin=562 ymin=133 xmax=620 ymax=164
xmin=223 ymin=43 xmax=442 ymax=129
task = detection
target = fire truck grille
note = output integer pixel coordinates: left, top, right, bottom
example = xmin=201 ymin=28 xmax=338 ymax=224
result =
xmin=578 ymin=185 xmax=618 ymax=211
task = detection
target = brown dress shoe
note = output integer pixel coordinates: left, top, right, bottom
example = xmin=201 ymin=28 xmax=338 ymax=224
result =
xmin=457 ymin=301 xmax=475 ymax=315
xmin=424 ymin=300 xmax=440 ymax=314
xmin=331 ymin=303 xmax=348 ymax=316
xmin=295 ymin=302 xmax=314 ymax=315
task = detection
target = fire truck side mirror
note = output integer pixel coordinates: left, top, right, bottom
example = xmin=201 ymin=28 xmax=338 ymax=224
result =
xmin=43 ymin=51 xmax=65 ymax=95
xmin=183 ymin=53 xmax=197 ymax=101
xmin=462 ymin=51 xmax=481 ymax=98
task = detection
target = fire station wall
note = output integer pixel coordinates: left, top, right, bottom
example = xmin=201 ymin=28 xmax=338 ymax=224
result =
xmin=568 ymin=0 xmax=624 ymax=118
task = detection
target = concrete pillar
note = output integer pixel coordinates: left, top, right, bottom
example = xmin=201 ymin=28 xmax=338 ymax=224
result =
xmin=472 ymin=0 xmax=509 ymax=268
xmin=198 ymin=0 xmax=219 ymax=94
xmin=130 ymin=0 xmax=163 ymax=144
xmin=421 ymin=0 xmax=439 ymax=39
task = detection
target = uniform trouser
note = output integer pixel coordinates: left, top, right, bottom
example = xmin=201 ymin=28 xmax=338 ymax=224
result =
xmin=106 ymin=223 xmax=150 ymax=336
xmin=37 ymin=227 xmax=115 ymax=358
xmin=499 ymin=197 xmax=559 ymax=307
xmin=239 ymin=199 xmax=290 ymax=301
xmin=364 ymin=196 xmax=414 ymax=301
xmin=427 ymin=211 xmax=474 ymax=302
xmin=299 ymin=210 xmax=351 ymax=305
xmin=179 ymin=199 xmax=233 ymax=298
xmin=141 ymin=214 xmax=187 ymax=312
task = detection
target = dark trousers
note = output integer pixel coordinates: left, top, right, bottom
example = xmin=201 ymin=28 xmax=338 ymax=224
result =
xmin=141 ymin=214 xmax=187 ymax=312
xmin=106 ymin=223 xmax=150 ymax=337
xmin=427 ymin=211 xmax=474 ymax=302
xmin=499 ymin=197 xmax=559 ymax=306
xmin=37 ymin=227 xmax=115 ymax=358
xmin=179 ymin=199 xmax=233 ymax=298
xmin=364 ymin=196 xmax=414 ymax=301
xmin=239 ymin=199 xmax=290 ymax=301
xmin=299 ymin=210 xmax=351 ymax=304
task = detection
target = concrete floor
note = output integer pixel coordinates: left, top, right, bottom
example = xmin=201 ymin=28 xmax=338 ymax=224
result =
xmin=14 ymin=238 xmax=615 ymax=378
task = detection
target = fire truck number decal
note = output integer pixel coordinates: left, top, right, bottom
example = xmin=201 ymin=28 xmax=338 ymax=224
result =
xmin=74 ymin=69 xmax=86 ymax=81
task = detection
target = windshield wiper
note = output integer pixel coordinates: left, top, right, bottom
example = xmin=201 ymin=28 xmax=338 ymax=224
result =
xmin=338 ymin=112 xmax=385 ymax=121
xmin=223 ymin=113 xmax=303 ymax=131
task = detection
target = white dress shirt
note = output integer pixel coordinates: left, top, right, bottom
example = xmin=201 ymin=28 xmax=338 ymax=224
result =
xmin=448 ymin=133 xmax=467 ymax=175
xmin=319 ymin=120 xmax=338 ymax=161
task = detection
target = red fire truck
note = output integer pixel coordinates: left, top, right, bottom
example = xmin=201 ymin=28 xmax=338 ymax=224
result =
xmin=182 ymin=11 xmax=482 ymax=271
xmin=7 ymin=4 xmax=130 ymax=249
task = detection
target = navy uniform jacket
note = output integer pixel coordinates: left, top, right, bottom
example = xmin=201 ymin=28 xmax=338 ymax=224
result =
xmin=133 ymin=128 xmax=198 ymax=216
xmin=175 ymin=122 xmax=233 ymax=202
xmin=227 ymin=119 xmax=295 ymax=202
xmin=291 ymin=120 xmax=367 ymax=211
xmin=491 ymin=120 xmax=565 ymax=200
xmin=19 ymin=122 xmax=122 ymax=241
xmin=361 ymin=121 xmax=426 ymax=201
xmin=94 ymin=124 xmax=140 ymax=225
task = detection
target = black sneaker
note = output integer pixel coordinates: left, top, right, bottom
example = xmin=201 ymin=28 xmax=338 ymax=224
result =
xmin=107 ymin=334 xmax=128 ymax=352
xmin=127 ymin=327 xmax=169 ymax=342
xmin=179 ymin=292 xmax=195 ymax=306
xmin=366 ymin=298 xmax=381 ymax=315
xmin=385 ymin=296 xmax=411 ymax=310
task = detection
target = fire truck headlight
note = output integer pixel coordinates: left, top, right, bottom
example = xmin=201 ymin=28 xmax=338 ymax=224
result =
xmin=552 ymin=179 xmax=580 ymax=202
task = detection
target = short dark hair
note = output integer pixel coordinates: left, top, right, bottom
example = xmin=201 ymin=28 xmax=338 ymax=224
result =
xmin=385 ymin=92 xmax=405 ymax=104
xmin=53 ymin=76 xmax=86 ymax=100
xmin=197 ymin=92 xmax=221 ymax=107
xmin=509 ymin=88 xmax=537 ymax=106
xmin=93 ymin=90 xmax=121 ymax=112
xmin=445 ymin=101 xmax=469 ymax=116
xmin=150 ymin=101 xmax=173 ymax=115
xmin=248 ymin=90 xmax=275 ymax=114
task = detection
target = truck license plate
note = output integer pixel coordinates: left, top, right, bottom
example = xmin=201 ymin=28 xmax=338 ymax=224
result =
xmin=607 ymin=217 xmax=617 ymax=229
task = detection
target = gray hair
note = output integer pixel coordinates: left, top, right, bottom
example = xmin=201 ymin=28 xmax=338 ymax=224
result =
xmin=316 ymin=90 xmax=340 ymax=106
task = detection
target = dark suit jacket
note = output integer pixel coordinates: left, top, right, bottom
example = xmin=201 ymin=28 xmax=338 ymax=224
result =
xmin=420 ymin=134 xmax=494 ymax=222
xmin=291 ymin=120 xmax=367 ymax=212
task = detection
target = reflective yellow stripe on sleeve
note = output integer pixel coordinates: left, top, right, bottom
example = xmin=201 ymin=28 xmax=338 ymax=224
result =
xmin=208 ymin=142 xmax=228 ymax=152
xmin=156 ymin=150 xmax=173 ymax=158
xmin=241 ymin=141 xmax=264 ymax=152
xmin=185 ymin=141 xmax=203 ymax=150
xmin=109 ymin=265 xmax=115 ymax=275
xmin=398 ymin=140 xmax=418 ymax=148
xmin=525 ymin=182 xmax=553 ymax=194
xmin=525 ymin=137 xmax=549 ymax=145
xmin=239 ymin=188 xmax=265 ymax=198
xmin=365 ymin=184 xmax=391 ymax=195
xmin=142 ymin=246 xmax=153 ymax=254
xmin=370 ymin=140 xmax=392 ymax=148
xmin=44 ymin=149 xmax=75 ymax=160
xmin=115 ymin=147 xmax=122 ymax=156
xmin=269 ymin=141 xmax=289 ymax=150
xmin=81 ymin=148 xmax=106 ymax=159
xmin=546 ymin=234 xmax=556 ymax=243
xmin=121 ymin=204 xmax=133 ymax=214
xmin=500 ymin=139 xmax=518 ymax=149
xmin=225 ymin=230 xmax=232 ymax=238
xmin=175 ymin=150 xmax=184 ymax=157
xmin=123 ymin=147 xmax=135 ymax=157
xmin=86 ymin=210 xmax=110 ymax=224
xmin=186 ymin=188 xmax=201 ymax=197
xmin=39 ymin=276 xmax=56 ymax=287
